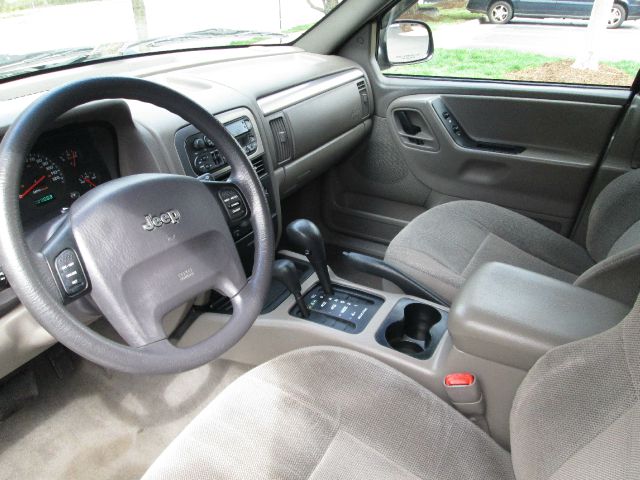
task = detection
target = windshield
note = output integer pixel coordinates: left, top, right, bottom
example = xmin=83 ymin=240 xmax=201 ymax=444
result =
xmin=0 ymin=0 xmax=345 ymax=81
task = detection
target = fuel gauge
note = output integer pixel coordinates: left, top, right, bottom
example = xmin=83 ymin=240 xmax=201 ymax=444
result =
xmin=78 ymin=171 xmax=100 ymax=191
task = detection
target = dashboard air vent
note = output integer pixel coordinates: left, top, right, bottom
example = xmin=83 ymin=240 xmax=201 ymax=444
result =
xmin=357 ymin=80 xmax=370 ymax=118
xmin=269 ymin=116 xmax=293 ymax=165
xmin=251 ymin=156 xmax=267 ymax=177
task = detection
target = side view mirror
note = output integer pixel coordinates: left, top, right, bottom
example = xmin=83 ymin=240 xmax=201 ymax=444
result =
xmin=381 ymin=20 xmax=434 ymax=68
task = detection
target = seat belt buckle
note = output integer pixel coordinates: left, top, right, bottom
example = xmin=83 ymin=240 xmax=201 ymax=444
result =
xmin=444 ymin=373 xmax=488 ymax=430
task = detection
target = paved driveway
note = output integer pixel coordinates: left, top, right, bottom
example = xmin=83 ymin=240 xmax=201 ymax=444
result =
xmin=434 ymin=18 xmax=640 ymax=62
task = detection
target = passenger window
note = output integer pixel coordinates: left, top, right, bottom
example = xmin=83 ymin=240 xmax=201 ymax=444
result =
xmin=378 ymin=0 xmax=640 ymax=87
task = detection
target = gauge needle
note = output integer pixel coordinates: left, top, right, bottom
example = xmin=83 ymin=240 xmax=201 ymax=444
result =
xmin=84 ymin=177 xmax=97 ymax=188
xmin=19 ymin=175 xmax=46 ymax=199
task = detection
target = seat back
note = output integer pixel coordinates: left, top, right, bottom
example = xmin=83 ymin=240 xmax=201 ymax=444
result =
xmin=575 ymin=169 xmax=640 ymax=305
xmin=510 ymin=293 xmax=640 ymax=479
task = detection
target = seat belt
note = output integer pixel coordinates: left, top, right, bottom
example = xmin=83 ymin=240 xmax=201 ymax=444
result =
xmin=443 ymin=373 xmax=489 ymax=433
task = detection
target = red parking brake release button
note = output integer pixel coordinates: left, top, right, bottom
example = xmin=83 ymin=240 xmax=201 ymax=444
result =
xmin=445 ymin=373 xmax=475 ymax=386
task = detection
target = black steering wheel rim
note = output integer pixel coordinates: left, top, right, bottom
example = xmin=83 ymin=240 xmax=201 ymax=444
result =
xmin=0 ymin=77 xmax=274 ymax=374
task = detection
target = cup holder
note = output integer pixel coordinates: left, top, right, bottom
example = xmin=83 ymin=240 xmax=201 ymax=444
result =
xmin=384 ymin=303 xmax=442 ymax=357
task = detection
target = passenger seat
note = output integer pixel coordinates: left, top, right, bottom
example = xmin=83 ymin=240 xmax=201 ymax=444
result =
xmin=385 ymin=169 xmax=640 ymax=306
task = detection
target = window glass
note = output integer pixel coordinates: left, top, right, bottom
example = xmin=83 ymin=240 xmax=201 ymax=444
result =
xmin=380 ymin=0 xmax=640 ymax=87
xmin=0 ymin=0 xmax=344 ymax=81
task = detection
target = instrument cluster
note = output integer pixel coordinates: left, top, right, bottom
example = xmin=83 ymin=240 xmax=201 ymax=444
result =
xmin=19 ymin=124 xmax=116 ymax=226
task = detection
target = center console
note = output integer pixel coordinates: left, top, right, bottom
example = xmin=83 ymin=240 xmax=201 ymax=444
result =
xmin=290 ymin=283 xmax=384 ymax=334
xmin=173 ymin=221 xmax=631 ymax=450
xmin=174 ymin=107 xmax=277 ymax=273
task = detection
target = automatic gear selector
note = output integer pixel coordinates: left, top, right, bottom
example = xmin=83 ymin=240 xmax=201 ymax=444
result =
xmin=286 ymin=219 xmax=333 ymax=295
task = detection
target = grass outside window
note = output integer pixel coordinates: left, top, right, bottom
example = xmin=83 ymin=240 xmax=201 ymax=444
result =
xmin=386 ymin=49 xmax=640 ymax=87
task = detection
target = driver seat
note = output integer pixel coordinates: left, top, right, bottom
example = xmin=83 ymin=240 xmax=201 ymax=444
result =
xmin=142 ymin=295 xmax=640 ymax=479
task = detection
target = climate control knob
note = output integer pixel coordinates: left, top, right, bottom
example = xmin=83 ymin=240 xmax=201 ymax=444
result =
xmin=194 ymin=154 xmax=215 ymax=173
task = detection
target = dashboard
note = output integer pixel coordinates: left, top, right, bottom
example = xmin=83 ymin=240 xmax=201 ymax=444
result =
xmin=0 ymin=46 xmax=371 ymax=379
xmin=19 ymin=124 xmax=118 ymax=226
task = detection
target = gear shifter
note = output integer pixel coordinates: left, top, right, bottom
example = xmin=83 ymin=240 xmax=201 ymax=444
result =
xmin=272 ymin=259 xmax=309 ymax=318
xmin=286 ymin=219 xmax=333 ymax=295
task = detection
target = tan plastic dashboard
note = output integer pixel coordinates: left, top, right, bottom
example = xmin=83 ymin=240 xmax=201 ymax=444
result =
xmin=0 ymin=46 xmax=372 ymax=379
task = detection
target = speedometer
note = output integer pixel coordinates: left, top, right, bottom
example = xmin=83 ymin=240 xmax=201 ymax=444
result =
xmin=19 ymin=153 xmax=66 ymax=224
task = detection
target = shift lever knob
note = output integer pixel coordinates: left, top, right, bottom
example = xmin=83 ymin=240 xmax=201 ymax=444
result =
xmin=272 ymin=259 xmax=309 ymax=318
xmin=286 ymin=219 xmax=333 ymax=295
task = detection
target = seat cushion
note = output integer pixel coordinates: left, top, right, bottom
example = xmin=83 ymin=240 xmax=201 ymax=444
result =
xmin=142 ymin=347 xmax=514 ymax=480
xmin=510 ymin=294 xmax=640 ymax=480
xmin=385 ymin=201 xmax=595 ymax=302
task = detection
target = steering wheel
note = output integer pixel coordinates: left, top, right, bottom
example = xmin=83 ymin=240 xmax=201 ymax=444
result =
xmin=0 ymin=77 xmax=274 ymax=374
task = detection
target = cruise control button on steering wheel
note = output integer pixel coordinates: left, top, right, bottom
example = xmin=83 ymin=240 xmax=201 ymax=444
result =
xmin=53 ymin=249 xmax=88 ymax=297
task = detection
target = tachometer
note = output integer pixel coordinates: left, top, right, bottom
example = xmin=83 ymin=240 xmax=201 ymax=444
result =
xmin=19 ymin=153 xmax=66 ymax=223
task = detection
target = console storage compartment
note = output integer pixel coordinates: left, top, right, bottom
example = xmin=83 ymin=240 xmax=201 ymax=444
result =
xmin=449 ymin=262 xmax=630 ymax=370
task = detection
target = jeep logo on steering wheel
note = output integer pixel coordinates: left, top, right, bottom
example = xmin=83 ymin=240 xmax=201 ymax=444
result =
xmin=142 ymin=209 xmax=181 ymax=231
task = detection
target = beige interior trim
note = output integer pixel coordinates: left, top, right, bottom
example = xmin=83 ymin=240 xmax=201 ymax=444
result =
xmin=0 ymin=306 xmax=59 ymax=379
xmin=179 ymin=250 xmax=526 ymax=448
xmin=257 ymin=69 xmax=364 ymax=115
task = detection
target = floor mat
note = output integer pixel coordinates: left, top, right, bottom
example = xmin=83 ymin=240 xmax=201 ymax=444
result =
xmin=0 ymin=354 xmax=251 ymax=480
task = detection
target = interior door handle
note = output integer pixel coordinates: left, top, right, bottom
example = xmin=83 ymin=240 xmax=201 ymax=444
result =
xmin=397 ymin=110 xmax=421 ymax=136
xmin=392 ymin=109 xmax=439 ymax=151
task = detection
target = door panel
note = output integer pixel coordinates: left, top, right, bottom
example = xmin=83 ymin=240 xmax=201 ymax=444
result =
xmin=325 ymin=93 xmax=619 ymax=243
xmin=386 ymin=94 xmax=618 ymax=220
